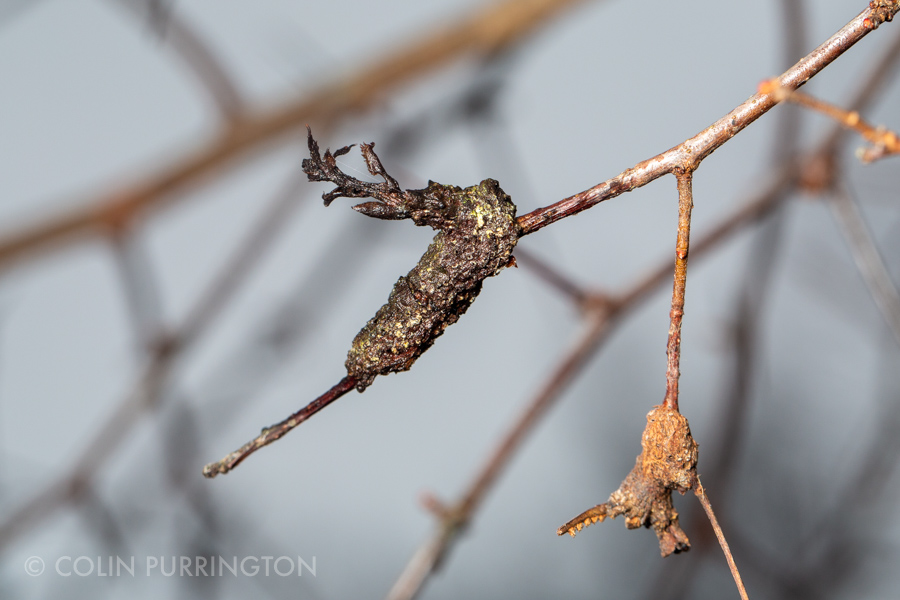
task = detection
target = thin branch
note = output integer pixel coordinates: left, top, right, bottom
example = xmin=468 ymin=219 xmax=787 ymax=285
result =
xmin=0 ymin=0 xmax=590 ymax=270
xmin=515 ymin=3 xmax=898 ymax=236
xmin=663 ymin=170 xmax=694 ymax=412
xmin=819 ymin=25 xmax=900 ymax=155
xmin=110 ymin=0 xmax=246 ymax=121
xmin=386 ymin=162 xmax=797 ymax=600
xmin=829 ymin=184 xmax=900 ymax=348
xmin=643 ymin=0 xmax=806 ymax=587
xmin=693 ymin=480 xmax=750 ymax=600
xmin=386 ymin=308 xmax=614 ymax=600
xmin=514 ymin=247 xmax=589 ymax=307
xmin=108 ymin=227 xmax=166 ymax=351
xmin=202 ymin=376 xmax=358 ymax=478
xmin=762 ymin=82 xmax=900 ymax=162
xmin=0 ymin=164 xmax=309 ymax=551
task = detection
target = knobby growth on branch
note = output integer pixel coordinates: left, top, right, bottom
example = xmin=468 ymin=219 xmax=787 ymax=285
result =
xmin=3 ymin=2 xmax=898 ymax=600
xmin=557 ymin=405 xmax=698 ymax=556
xmin=203 ymin=128 xmax=519 ymax=477
xmin=556 ymin=167 xmax=749 ymax=599
xmin=202 ymin=5 xmax=900 ymax=597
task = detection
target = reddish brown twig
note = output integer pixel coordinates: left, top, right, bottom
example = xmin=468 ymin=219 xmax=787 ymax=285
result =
xmin=663 ymin=170 xmax=694 ymax=412
xmin=386 ymin=163 xmax=796 ymax=599
xmin=202 ymin=376 xmax=359 ymax=478
xmin=818 ymin=25 xmax=900 ymax=158
xmin=514 ymin=2 xmax=898 ymax=237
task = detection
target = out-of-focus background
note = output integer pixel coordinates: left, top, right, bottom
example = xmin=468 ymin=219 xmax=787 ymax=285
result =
xmin=1 ymin=1 xmax=899 ymax=598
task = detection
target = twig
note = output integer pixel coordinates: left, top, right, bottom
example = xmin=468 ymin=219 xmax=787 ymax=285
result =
xmin=0 ymin=355 xmax=172 ymax=550
xmin=0 ymin=0 xmax=589 ymax=269
xmin=643 ymin=0 xmax=806 ymax=587
xmin=760 ymin=81 xmax=900 ymax=162
xmin=829 ymin=184 xmax=900 ymax=348
xmin=386 ymin=308 xmax=614 ymax=600
xmin=0 ymin=165 xmax=309 ymax=551
xmin=663 ymin=170 xmax=694 ymax=412
xmin=202 ymin=376 xmax=358 ymax=478
xmin=108 ymin=227 xmax=166 ymax=351
xmin=515 ymin=2 xmax=898 ymax=236
xmin=514 ymin=247 xmax=589 ymax=307
xmin=693 ymin=480 xmax=750 ymax=600
xmin=180 ymin=165 xmax=309 ymax=342
xmin=386 ymin=163 xmax=796 ymax=600
xmin=109 ymin=0 xmax=246 ymax=121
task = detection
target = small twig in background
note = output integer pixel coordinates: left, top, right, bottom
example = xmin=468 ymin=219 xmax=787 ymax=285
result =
xmin=828 ymin=184 xmax=900 ymax=348
xmin=0 ymin=0 xmax=590 ymax=269
xmin=514 ymin=247 xmax=589 ymax=308
xmin=0 ymin=161 xmax=310 ymax=551
xmin=387 ymin=306 xmax=614 ymax=600
xmin=110 ymin=0 xmax=246 ymax=121
xmin=760 ymin=79 xmax=900 ymax=162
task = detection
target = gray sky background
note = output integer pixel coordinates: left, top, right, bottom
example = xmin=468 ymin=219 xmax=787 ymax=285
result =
xmin=1 ymin=1 xmax=899 ymax=599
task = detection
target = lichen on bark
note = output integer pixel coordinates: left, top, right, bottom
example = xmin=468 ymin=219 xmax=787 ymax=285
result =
xmin=302 ymin=128 xmax=519 ymax=391
xmin=557 ymin=405 xmax=699 ymax=557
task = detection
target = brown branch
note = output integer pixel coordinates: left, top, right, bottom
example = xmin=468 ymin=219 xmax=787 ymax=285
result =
xmin=514 ymin=247 xmax=589 ymax=307
xmin=0 ymin=0 xmax=589 ymax=270
xmin=663 ymin=170 xmax=694 ymax=412
xmin=645 ymin=19 xmax=900 ymax=598
xmin=693 ymin=480 xmax=750 ymax=600
xmin=386 ymin=162 xmax=797 ymax=599
xmin=515 ymin=2 xmax=898 ymax=236
xmin=819 ymin=25 xmax=900 ymax=157
xmin=762 ymin=81 xmax=900 ymax=162
xmin=202 ymin=376 xmax=358 ymax=478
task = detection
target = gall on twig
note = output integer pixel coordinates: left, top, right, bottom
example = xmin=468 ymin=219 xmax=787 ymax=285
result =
xmin=557 ymin=405 xmax=698 ymax=557
xmin=202 ymin=128 xmax=519 ymax=477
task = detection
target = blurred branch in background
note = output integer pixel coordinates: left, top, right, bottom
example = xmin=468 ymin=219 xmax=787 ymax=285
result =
xmin=1 ymin=1 xmax=899 ymax=599
xmin=110 ymin=0 xmax=247 ymax=122
xmin=0 ymin=0 xmax=589 ymax=269
xmin=0 ymin=161 xmax=309 ymax=551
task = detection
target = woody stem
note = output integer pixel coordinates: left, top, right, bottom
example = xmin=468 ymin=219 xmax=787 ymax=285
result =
xmin=664 ymin=170 xmax=694 ymax=412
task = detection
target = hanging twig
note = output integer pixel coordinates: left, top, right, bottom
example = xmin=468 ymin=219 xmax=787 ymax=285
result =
xmin=693 ymin=480 xmax=750 ymax=600
xmin=663 ymin=170 xmax=694 ymax=412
